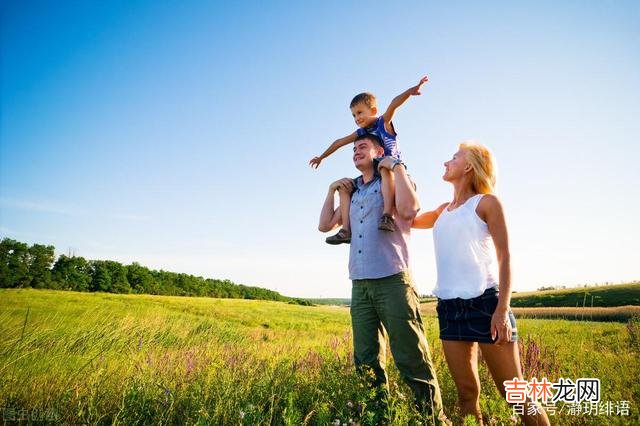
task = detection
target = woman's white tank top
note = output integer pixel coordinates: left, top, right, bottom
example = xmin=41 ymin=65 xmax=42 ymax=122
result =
xmin=432 ymin=194 xmax=498 ymax=300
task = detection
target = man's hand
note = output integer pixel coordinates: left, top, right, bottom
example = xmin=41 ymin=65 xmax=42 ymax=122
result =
xmin=309 ymin=156 xmax=323 ymax=169
xmin=329 ymin=178 xmax=354 ymax=193
xmin=377 ymin=156 xmax=394 ymax=171
xmin=409 ymin=75 xmax=428 ymax=96
xmin=377 ymin=156 xmax=401 ymax=172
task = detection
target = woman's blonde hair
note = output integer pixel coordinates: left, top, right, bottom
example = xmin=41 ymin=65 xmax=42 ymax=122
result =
xmin=459 ymin=141 xmax=497 ymax=194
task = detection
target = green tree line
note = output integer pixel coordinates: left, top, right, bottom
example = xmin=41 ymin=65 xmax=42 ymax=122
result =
xmin=0 ymin=238 xmax=310 ymax=305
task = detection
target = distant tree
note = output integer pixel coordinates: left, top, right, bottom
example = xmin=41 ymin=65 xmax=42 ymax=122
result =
xmin=52 ymin=255 xmax=92 ymax=291
xmin=105 ymin=261 xmax=131 ymax=293
xmin=27 ymin=244 xmax=55 ymax=288
xmin=152 ymin=270 xmax=176 ymax=295
xmin=2 ymin=237 xmax=300 ymax=303
xmin=537 ymin=285 xmax=556 ymax=291
xmin=91 ymin=260 xmax=112 ymax=292
xmin=0 ymin=238 xmax=14 ymax=287
xmin=174 ymin=274 xmax=188 ymax=296
xmin=179 ymin=274 xmax=206 ymax=297
xmin=0 ymin=238 xmax=30 ymax=288
xmin=126 ymin=262 xmax=155 ymax=294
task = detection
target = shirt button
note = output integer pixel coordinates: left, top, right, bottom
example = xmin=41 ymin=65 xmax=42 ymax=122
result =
xmin=359 ymin=235 xmax=362 ymax=238
xmin=360 ymin=220 xmax=363 ymax=223
xmin=358 ymin=250 xmax=361 ymax=253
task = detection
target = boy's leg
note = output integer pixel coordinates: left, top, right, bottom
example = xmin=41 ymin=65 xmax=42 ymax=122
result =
xmin=374 ymin=272 xmax=447 ymax=424
xmin=326 ymin=186 xmax=352 ymax=244
xmin=339 ymin=186 xmax=351 ymax=233
xmin=379 ymin=168 xmax=395 ymax=217
xmin=378 ymin=168 xmax=396 ymax=232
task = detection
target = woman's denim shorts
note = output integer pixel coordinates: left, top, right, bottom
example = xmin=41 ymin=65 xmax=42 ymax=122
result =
xmin=436 ymin=286 xmax=517 ymax=344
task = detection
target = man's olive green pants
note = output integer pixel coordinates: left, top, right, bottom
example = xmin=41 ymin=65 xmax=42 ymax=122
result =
xmin=351 ymin=271 xmax=446 ymax=424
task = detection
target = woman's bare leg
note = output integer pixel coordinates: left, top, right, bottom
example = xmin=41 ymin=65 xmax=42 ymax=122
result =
xmin=442 ymin=340 xmax=483 ymax=424
xmin=479 ymin=342 xmax=550 ymax=426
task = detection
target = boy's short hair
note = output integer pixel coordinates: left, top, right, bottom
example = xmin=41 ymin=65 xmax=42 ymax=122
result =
xmin=355 ymin=133 xmax=384 ymax=150
xmin=350 ymin=92 xmax=377 ymax=109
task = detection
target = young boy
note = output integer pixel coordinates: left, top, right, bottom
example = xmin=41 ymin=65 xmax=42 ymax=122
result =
xmin=309 ymin=76 xmax=428 ymax=244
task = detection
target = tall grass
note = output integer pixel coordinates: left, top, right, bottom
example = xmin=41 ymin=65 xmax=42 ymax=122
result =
xmin=1 ymin=289 xmax=638 ymax=425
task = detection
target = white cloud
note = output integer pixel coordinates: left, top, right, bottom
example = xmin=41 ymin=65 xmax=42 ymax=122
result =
xmin=0 ymin=197 xmax=82 ymax=216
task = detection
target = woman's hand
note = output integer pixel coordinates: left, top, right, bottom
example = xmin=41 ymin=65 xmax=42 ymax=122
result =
xmin=491 ymin=307 xmax=512 ymax=345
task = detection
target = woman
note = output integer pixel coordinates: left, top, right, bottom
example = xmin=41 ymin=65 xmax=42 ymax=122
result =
xmin=413 ymin=142 xmax=549 ymax=425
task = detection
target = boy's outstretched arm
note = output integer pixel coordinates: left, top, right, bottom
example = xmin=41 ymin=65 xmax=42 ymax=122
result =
xmin=382 ymin=76 xmax=428 ymax=130
xmin=309 ymin=131 xmax=358 ymax=169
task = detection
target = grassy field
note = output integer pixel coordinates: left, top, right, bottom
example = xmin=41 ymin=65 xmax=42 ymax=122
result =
xmin=1 ymin=289 xmax=639 ymax=425
xmin=417 ymin=282 xmax=640 ymax=308
xmin=510 ymin=282 xmax=640 ymax=308
xmin=510 ymin=306 xmax=640 ymax=322
xmin=419 ymin=304 xmax=640 ymax=323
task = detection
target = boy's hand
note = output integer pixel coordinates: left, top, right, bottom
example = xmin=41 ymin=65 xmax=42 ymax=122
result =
xmin=309 ymin=156 xmax=323 ymax=168
xmin=383 ymin=76 xmax=429 ymax=126
xmin=329 ymin=178 xmax=354 ymax=193
xmin=409 ymin=75 xmax=429 ymax=96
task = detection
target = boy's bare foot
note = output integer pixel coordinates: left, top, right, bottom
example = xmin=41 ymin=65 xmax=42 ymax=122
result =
xmin=378 ymin=214 xmax=396 ymax=232
xmin=326 ymin=229 xmax=351 ymax=245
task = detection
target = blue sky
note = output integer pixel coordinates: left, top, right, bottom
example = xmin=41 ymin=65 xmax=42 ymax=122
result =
xmin=2 ymin=1 xmax=639 ymax=298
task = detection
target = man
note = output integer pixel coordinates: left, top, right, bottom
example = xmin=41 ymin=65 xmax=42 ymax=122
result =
xmin=318 ymin=133 xmax=447 ymax=424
